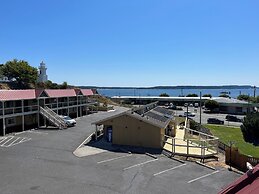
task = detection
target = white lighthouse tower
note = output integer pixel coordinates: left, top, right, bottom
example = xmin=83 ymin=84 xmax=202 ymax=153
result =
xmin=38 ymin=61 xmax=48 ymax=82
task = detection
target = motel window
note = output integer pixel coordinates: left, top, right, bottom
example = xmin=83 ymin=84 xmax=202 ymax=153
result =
xmin=236 ymin=107 xmax=243 ymax=113
xmin=6 ymin=101 xmax=14 ymax=108
xmin=6 ymin=118 xmax=16 ymax=126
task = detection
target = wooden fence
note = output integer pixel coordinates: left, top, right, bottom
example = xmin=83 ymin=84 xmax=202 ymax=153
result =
xmin=225 ymin=147 xmax=259 ymax=171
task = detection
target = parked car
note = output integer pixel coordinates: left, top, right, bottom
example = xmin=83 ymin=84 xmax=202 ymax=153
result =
xmin=225 ymin=115 xmax=243 ymax=122
xmin=59 ymin=115 xmax=76 ymax=127
xmin=184 ymin=112 xmax=195 ymax=117
xmin=207 ymin=118 xmax=224 ymax=125
xmin=167 ymin=105 xmax=183 ymax=110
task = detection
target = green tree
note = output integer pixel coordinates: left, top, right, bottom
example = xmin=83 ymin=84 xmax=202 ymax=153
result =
xmin=204 ymin=100 xmax=219 ymax=111
xmin=159 ymin=93 xmax=169 ymax=97
xmin=0 ymin=64 xmax=4 ymax=78
xmin=237 ymin=94 xmax=250 ymax=101
xmin=59 ymin=81 xmax=68 ymax=89
xmin=186 ymin=93 xmax=198 ymax=97
xmin=219 ymin=94 xmax=230 ymax=98
xmin=202 ymin=94 xmax=212 ymax=98
xmin=241 ymin=113 xmax=259 ymax=144
xmin=2 ymin=59 xmax=38 ymax=85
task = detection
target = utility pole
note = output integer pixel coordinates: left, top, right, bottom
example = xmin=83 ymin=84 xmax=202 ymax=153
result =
xmin=200 ymin=91 xmax=202 ymax=125
xmin=186 ymin=103 xmax=189 ymax=120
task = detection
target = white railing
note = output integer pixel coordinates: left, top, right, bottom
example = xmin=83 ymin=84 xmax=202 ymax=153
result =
xmin=0 ymin=100 xmax=96 ymax=116
xmin=45 ymin=100 xmax=94 ymax=109
xmin=0 ymin=105 xmax=38 ymax=115
xmin=39 ymin=106 xmax=67 ymax=129
xmin=163 ymin=127 xmax=219 ymax=161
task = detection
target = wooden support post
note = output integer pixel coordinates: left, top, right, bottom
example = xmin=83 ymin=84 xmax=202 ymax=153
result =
xmin=76 ymin=96 xmax=79 ymax=118
xmin=172 ymin=138 xmax=175 ymax=156
xmin=22 ymin=100 xmax=24 ymax=131
xmin=2 ymin=101 xmax=5 ymax=136
xmin=37 ymin=99 xmax=40 ymax=128
xmin=95 ymin=125 xmax=98 ymax=141
xmin=44 ymin=98 xmax=46 ymax=127
xmin=67 ymin=97 xmax=69 ymax=116
xmin=187 ymin=139 xmax=189 ymax=156
xmin=80 ymin=97 xmax=82 ymax=117
xmin=56 ymin=98 xmax=59 ymax=114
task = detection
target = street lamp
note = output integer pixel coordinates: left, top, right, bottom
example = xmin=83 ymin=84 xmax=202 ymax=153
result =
xmin=200 ymin=91 xmax=202 ymax=125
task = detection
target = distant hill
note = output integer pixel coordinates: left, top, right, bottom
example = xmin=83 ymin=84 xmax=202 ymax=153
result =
xmin=78 ymin=85 xmax=256 ymax=90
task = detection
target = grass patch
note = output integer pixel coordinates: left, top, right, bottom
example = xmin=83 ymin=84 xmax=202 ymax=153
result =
xmin=204 ymin=124 xmax=259 ymax=158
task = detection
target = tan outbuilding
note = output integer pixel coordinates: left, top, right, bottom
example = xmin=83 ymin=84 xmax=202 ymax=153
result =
xmin=93 ymin=103 xmax=175 ymax=149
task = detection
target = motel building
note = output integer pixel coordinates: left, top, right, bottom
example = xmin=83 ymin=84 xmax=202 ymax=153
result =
xmin=0 ymin=89 xmax=95 ymax=136
xmin=93 ymin=102 xmax=175 ymax=149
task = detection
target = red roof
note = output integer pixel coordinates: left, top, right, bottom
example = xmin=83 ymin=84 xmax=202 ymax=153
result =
xmin=219 ymin=164 xmax=259 ymax=194
xmin=80 ymin=89 xmax=94 ymax=96
xmin=0 ymin=89 xmax=93 ymax=101
xmin=0 ymin=90 xmax=36 ymax=101
xmin=35 ymin=89 xmax=44 ymax=98
xmin=44 ymin=89 xmax=76 ymax=98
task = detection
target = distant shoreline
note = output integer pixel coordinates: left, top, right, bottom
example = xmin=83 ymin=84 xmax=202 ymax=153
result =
xmin=79 ymin=85 xmax=256 ymax=90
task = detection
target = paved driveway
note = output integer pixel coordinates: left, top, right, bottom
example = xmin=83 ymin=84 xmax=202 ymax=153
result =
xmin=0 ymin=106 xmax=240 ymax=194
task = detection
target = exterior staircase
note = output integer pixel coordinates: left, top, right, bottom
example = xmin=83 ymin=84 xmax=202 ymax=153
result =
xmin=39 ymin=106 xmax=67 ymax=129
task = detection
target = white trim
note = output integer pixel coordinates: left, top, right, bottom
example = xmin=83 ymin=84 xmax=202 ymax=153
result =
xmin=153 ymin=163 xmax=187 ymax=176
xmin=124 ymin=158 xmax=158 ymax=170
xmin=97 ymin=154 xmax=132 ymax=164
xmin=187 ymin=170 xmax=219 ymax=183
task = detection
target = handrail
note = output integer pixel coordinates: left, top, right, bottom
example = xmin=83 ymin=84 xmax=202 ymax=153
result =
xmin=44 ymin=106 xmax=66 ymax=125
xmin=39 ymin=107 xmax=67 ymax=129
xmin=185 ymin=127 xmax=218 ymax=140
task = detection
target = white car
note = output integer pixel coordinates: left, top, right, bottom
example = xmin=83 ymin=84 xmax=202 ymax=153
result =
xmin=183 ymin=112 xmax=195 ymax=117
xmin=59 ymin=115 xmax=76 ymax=127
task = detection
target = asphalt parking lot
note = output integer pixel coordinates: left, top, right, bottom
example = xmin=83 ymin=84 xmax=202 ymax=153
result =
xmin=0 ymin=106 xmax=240 ymax=194
xmin=83 ymin=149 xmax=240 ymax=194
xmin=175 ymin=106 xmax=244 ymax=127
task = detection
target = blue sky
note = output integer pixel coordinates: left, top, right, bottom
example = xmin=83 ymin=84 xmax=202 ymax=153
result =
xmin=0 ymin=0 xmax=259 ymax=87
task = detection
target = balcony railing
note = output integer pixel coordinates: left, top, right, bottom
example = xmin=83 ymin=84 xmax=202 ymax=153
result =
xmin=45 ymin=100 xmax=94 ymax=109
xmin=0 ymin=105 xmax=38 ymax=116
xmin=0 ymin=99 xmax=96 ymax=116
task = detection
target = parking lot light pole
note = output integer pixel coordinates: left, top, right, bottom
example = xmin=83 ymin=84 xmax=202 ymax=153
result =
xmin=186 ymin=103 xmax=189 ymax=120
xmin=200 ymin=91 xmax=202 ymax=125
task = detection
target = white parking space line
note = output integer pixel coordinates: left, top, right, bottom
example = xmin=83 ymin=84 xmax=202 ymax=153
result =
xmin=8 ymin=137 xmax=21 ymax=146
xmin=97 ymin=154 xmax=132 ymax=164
xmin=20 ymin=137 xmax=30 ymax=143
xmin=0 ymin=137 xmax=7 ymax=144
xmin=11 ymin=138 xmax=31 ymax=146
xmin=124 ymin=158 xmax=158 ymax=170
xmin=187 ymin=170 xmax=219 ymax=183
xmin=0 ymin=136 xmax=31 ymax=147
xmin=153 ymin=163 xmax=187 ymax=176
xmin=1 ymin=136 xmax=14 ymax=146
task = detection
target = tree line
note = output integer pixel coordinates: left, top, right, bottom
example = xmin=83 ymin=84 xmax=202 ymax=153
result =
xmin=0 ymin=59 xmax=69 ymax=89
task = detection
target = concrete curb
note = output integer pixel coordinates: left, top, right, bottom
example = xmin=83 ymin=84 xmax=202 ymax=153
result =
xmin=118 ymin=148 xmax=132 ymax=154
xmin=169 ymin=156 xmax=185 ymax=164
xmin=145 ymin=152 xmax=158 ymax=159
xmin=195 ymin=161 xmax=216 ymax=170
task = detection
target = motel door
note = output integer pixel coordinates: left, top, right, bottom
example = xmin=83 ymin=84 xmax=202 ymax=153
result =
xmin=106 ymin=126 xmax=113 ymax=142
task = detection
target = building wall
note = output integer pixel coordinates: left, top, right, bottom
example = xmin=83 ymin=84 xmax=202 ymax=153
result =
xmin=219 ymin=105 xmax=253 ymax=115
xmin=101 ymin=114 xmax=163 ymax=149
